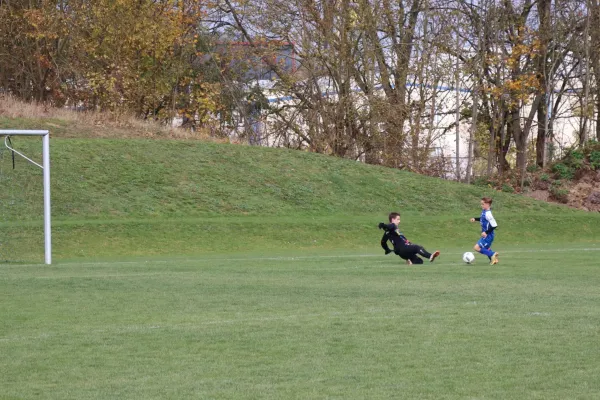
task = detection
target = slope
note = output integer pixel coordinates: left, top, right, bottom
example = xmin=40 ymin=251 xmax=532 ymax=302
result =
xmin=1 ymin=135 xmax=598 ymax=262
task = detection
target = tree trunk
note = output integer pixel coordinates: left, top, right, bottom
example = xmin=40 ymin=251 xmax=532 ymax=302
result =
xmin=467 ymin=88 xmax=478 ymax=184
xmin=535 ymin=0 xmax=551 ymax=167
xmin=597 ymin=95 xmax=600 ymax=141
xmin=487 ymin=108 xmax=497 ymax=176
xmin=536 ymin=94 xmax=548 ymax=167
xmin=509 ymin=108 xmax=528 ymax=174
xmin=590 ymin=0 xmax=600 ymax=140
xmin=498 ymin=118 xmax=511 ymax=174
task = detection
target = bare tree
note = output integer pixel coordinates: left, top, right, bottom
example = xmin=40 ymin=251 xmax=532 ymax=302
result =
xmin=588 ymin=0 xmax=600 ymax=141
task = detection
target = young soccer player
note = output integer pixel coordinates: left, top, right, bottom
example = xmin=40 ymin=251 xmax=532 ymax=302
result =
xmin=470 ymin=197 xmax=499 ymax=265
xmin=378 ymin=212 xmax=440 ymax=265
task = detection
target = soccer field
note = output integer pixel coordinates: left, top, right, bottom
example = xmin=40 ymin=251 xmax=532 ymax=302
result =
xmin=2 ymin=245 xmax=600 ymax=399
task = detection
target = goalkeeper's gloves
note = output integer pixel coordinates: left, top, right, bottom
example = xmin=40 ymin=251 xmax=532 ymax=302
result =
xmin=378 ymin=222 xmax=386 ymax=230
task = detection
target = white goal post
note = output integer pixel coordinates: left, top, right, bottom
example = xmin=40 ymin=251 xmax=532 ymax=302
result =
xmin=0 ymin=130 xmax=51 ymax=264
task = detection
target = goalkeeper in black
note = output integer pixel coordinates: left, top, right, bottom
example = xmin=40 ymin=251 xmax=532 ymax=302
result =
xmin=379 ymin=212 xmax=440 ymax=265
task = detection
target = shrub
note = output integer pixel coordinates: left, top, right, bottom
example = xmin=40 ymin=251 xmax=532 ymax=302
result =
xmin=552 ymin=163 xmax=574 ymax=180
xmin=473 ymin=176 xmax=491 ymax=187
xmin=569 ymin=150 xmax=584 ymax=159
xmin=540 ymin=173 xmax=550 ymax=182
xmin=550 ymin=186 xmax=569 ymax=203
xmin=549 ymin=180 xmax=569 ymax=203
xmin=568 ymin=150 xmax=585 ymax=169
xmin=501 ymin=183 xmax=515 ymax=193
xmin=590 ymin=151 xmax=600 ymax=170
xmin=585 ymin=138 xmax=599 ymax=148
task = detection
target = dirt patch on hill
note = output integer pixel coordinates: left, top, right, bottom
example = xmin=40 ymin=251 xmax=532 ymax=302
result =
xmin=567 ymin=171 xmax=600 ymax=211
xmin=526 ymin=170 xmax=600 ymax=212
xmin=526 ymin=190 xmax=550 ymax=202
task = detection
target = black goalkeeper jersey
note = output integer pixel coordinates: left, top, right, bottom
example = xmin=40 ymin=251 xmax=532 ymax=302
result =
xmin=380 ymin=223 xmax=411 ymax=252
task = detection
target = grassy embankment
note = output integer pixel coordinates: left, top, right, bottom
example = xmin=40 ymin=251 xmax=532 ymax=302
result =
xmin=1 ymin=113 xmax=599 ymax=263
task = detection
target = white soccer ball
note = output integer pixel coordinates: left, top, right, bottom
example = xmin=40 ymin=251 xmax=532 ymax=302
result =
xmin=462 ymin=252 xmax=475 ymax=264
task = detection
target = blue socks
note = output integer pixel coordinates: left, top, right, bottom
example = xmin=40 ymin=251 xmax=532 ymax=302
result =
xmin=479 ymin=248 xmax=494 ymax=259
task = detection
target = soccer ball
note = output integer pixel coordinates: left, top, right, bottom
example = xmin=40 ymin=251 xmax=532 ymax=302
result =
xmin=462 ymin=252 xmax=475 ymax=264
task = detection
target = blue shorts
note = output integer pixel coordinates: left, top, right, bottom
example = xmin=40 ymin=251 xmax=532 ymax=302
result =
xmin=477 ymin=234 xmax=495 ymax=249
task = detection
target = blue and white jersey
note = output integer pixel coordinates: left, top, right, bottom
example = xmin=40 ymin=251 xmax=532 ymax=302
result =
xmin=480 ymin=209 xmax=498 ymax=234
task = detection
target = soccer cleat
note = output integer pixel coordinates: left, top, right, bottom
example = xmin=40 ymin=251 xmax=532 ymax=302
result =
xmin=490 ymin=252 xmax=499 ymax=265
xmin=429 ymin=250 xmax=440 ymax=262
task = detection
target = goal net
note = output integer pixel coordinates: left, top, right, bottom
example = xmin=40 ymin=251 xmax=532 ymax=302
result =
xmin=0 ymin=130 xmax=51 ymax=264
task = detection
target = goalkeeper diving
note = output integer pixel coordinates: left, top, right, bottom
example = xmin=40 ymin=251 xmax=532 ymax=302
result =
xmin=378 ymin=212 xmax=440 ymax=265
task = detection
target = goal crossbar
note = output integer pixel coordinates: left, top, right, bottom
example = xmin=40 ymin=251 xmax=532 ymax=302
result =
xmin=0 ymin=130 xmax=51 ymax=264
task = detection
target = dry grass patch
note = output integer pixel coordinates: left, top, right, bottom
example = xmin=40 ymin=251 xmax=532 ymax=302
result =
xmin=0 ymin=95 xmax=225 ymax=141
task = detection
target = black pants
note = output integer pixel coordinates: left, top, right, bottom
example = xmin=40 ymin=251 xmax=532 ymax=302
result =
xmin=394 ymin=244 xmax=432 ymax=264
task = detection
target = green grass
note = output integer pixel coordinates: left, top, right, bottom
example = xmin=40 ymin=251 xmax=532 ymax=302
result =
xmin=1 ymin=136 xmax=597 ymax=263
xmin=2 ymin=246 xmax=600 ymax=399
xmin=2 ymin=211 xmax=600 ymax=262
xmin=3 ymin=137 xmax=564 ymax=220
xmin=2 ymin=118 xmax=600 ymax=398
